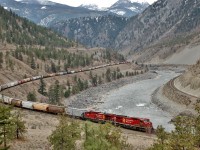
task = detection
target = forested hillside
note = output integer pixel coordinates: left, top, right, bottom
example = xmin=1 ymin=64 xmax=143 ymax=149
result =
xmin=50 ymin=15 xmax=128 ymax=48
xmin=0 ymin=5 xmax=130 ymax=103
xmin=0 ymin=6 xmax=73 ymax=47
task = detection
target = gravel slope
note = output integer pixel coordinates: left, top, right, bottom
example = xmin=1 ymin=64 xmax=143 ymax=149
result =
xmin=165 ymin=45 xmax=200 ymax=65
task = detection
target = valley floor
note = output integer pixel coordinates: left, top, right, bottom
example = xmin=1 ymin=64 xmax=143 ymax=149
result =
xmin=8 ymin=65 xmax=193 ymax=149
xmin=8 ymin=71 xmax=158 ymax=150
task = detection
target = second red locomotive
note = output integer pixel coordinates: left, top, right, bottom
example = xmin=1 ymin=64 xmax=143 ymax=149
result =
xmin=82 ymin=111 xmax=153 ymax=133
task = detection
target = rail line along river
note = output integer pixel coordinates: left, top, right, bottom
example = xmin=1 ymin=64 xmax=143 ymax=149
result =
xmin=97 ymin=70 xmax=180 ymax=131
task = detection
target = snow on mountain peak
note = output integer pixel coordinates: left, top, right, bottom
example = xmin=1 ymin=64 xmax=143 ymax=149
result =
xmin=116 ymin=0 xmax=149 ymax=5
xmin=79 ymin=4 xmax=108 ymax=11
xmin=79 ymin=4 xmax=99 ymax=10
xmin=130 ymin=0 xmax=149 ymax=3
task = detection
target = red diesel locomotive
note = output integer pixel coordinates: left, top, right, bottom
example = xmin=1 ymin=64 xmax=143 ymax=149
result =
xmin=82 ymin=111 xmax=153 ymax=133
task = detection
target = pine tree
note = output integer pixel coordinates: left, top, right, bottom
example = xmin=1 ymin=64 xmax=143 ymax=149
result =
xmin=106 ymin=68 xmax=111 ymax=82
xmin=54 ymin=80 xmax=60 ymax=104
xmin=13 ymin=111 xmax=26 ymax=139
xmin=168 ymin=116 xmax=196 ymax=150
xmin=0 ymin=105 xmax=15 ymax=149
xmin=48 ymin=85 xmax=55 ymax=104
xmin=112 ymin=70 xmax=117 ymax=80
xmin=48 ymin=116 xmax=81 ymax=150
xmin=64 ymin=89 xmax=70 ymax=98
xmin=84 ymin=122 xmax=131 ymax=150
xmin=77 ymin=78 xmax=84 ymax=91
xmin=149 ymin=125 xmax=169 ymax=150
xmin=27 ymin=92 xmax=36 ymax=102
xmin=38 ymin=78 xmax=47 ymax=96
xmin=48 ymin=81 xmax=61 ymax=104
xmin=30 ymin=56 xmax=36 ymax=70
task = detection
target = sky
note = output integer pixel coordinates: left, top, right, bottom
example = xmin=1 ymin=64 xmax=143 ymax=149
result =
xmin=49 ymin=0 xmax=157 ymax=8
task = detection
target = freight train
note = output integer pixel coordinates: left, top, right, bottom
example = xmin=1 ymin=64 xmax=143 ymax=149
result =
xmin=0 ymin=62 xmax=154 ymax=133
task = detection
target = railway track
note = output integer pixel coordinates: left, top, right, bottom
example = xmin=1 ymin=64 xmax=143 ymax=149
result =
xmin=168 ymin=76 xmax=198 ymax=103
xmin=0 ymin=62 xmax=157 ymax=134
xmin=0 ymin=62 xmax=127 ymax=109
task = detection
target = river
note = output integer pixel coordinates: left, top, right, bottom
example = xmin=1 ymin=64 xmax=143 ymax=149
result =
xmin=98 ymin=70 xmax=179 ymax=131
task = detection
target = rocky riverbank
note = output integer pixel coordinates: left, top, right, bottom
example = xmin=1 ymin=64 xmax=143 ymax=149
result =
xmin=65 ymin=72 xmax=157 ymax=113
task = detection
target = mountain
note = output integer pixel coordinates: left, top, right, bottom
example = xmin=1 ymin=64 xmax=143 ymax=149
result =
xmin=79 ymin=0 xmax=149 ymax=17
xmin=55 ymin=0 xmax=200 ymax=62
xmin=0 ymin=0 xmax=149 ymax=27
xmin=48 ymin=0 xmax=149 ymax=48
xmin=113 ymin=0 xmax=200 ymax=61
xmin=108 ymin=0 xmax=149 ymax=17
xmin=50 ymin=15 xmax=128 ymax=48
xmin=0 ymin=0 xmax=108 ymax=26
xmin=0 ymin=5 xmax=73 ymax=47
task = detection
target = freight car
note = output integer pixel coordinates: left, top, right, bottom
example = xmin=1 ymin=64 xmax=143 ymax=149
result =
xmin=0 ymin=95 xmax=65 ymax=114
xmin=0 ymin=97 xmax=153 ymax=133
xmin=82 ymin=111 xmax=153 ymax=133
